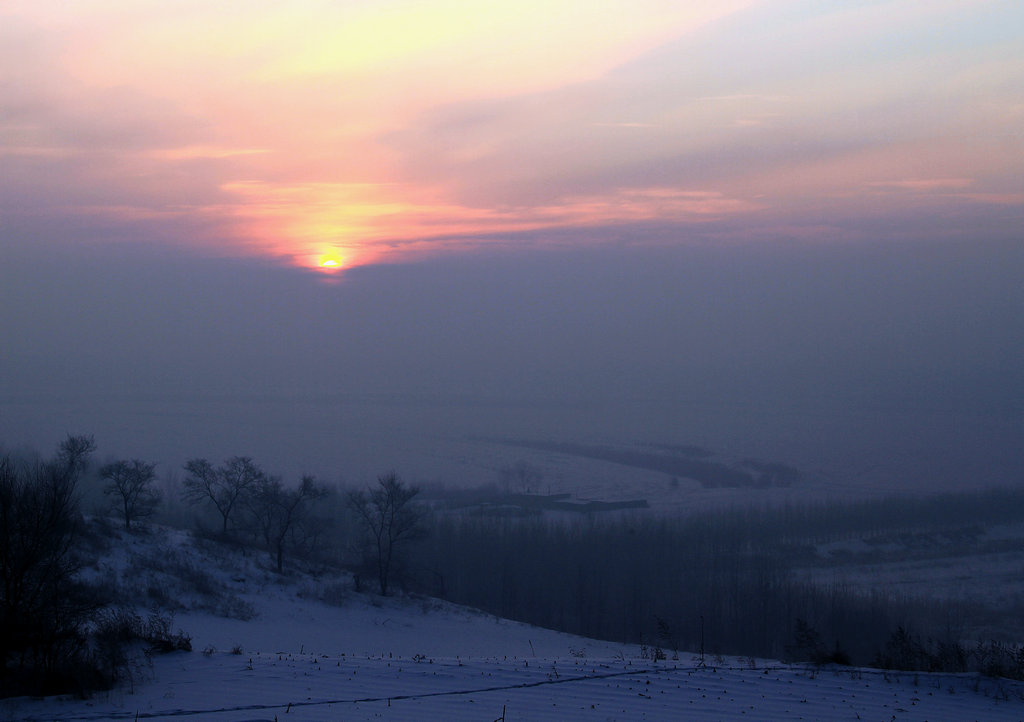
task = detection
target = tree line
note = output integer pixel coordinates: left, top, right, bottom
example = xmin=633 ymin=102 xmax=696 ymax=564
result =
xmin=0 ymin=436 xmax=423 ymax=697
xmin=5 ymin=432 xmax=1024 ymax=696
xmin=410 ymin=513 xmax=954 ymax=664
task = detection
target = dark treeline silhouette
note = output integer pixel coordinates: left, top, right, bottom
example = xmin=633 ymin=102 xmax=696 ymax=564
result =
xmin=0 ymin=436 xmax=190 ymax=697
xmin=485 ymin=438 xmax=800 ymax=488
xmin=0 ymin=436 xmax=102 ymax=696
xmin=691 ymin=487 xmax=1024 ymax=550
xmin=7 ymin=431 xmax=1024 ymax=696
xmin=412 ymin=488 xmax=1024 ymax=664
xmin=423 ymin=482 xmax=1024 ymax=552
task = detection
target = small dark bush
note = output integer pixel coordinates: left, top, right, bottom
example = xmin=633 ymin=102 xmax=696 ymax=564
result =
xmin=786 ymin=619 xmax=849 ymax=667
xmin=93 ymin=608 xmax=190 ymax=666
xmin=142 ymin=612 xmax=192 ymax=653
xmin=822 ymin=644 xmax=851 ymax=666
xmin=93 ymin=608 xmax=144 ymax=685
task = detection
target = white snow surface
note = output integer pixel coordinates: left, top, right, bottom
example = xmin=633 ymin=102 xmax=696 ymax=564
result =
xmin=6 ymin=523 xmax=1024 ymax=721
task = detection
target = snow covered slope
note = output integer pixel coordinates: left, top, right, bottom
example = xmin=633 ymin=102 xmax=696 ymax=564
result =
xmin=5 ymin=523 xmax=1024 ymax=721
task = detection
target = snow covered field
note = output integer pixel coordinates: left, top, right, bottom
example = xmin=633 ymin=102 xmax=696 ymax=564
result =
xmin=6 ymin=524 xmax=1024 ymax=722
xmin=13 ymin=650 xmax=1024 ymax=721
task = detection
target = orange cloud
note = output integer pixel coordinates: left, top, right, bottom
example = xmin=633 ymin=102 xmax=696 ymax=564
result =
xmin=4 ymin=0 xmax=1021 ymax=270
xmin=222 ymin=182 xmax=762 ymax=271
xmin=145 ymin=146 xmax=272 ymax=161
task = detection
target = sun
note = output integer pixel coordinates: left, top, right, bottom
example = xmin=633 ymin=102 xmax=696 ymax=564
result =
xmin=316 ymin=252 xmax=345 ymax=272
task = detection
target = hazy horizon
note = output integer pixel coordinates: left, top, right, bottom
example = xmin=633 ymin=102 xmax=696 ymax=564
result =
xmin=2 ymin=1 xmax=1021 ymax=498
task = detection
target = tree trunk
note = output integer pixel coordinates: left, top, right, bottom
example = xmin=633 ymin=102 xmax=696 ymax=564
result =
xmin=377 ymin=536 xmax=388 ymax=595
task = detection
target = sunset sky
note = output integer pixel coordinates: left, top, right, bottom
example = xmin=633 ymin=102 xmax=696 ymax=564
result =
xmin=1 ymin=1 xmax=1022 ymax=484
xmin=4 ymin=0 xmax=1021 ymax=271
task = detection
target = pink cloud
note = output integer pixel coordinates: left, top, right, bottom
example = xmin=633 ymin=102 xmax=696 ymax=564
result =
xmin=220 ymin=181 xmax=763 ymax=271
xmin=864 ymin=178 xmax=975 ymax=191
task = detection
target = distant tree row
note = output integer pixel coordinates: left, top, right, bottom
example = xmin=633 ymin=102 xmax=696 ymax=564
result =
xmin=7 ymin=431 xmax=1024 ymax=696
xmin=411 ymin=513 xmax=982 ymax=665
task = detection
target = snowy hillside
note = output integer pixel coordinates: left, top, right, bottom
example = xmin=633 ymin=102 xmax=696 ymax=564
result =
xmin=5 ymin=522 xmax=1024 ymax=721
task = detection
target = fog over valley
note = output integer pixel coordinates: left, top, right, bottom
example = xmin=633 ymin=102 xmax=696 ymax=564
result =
xmin=3 ymin=1 xmax=1024 ymax=715
xmin=3 ymin=239 xmax=1020 ymax=500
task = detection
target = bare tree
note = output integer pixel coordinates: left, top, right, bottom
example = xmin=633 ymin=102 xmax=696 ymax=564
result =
xmin=100 ymin=459 xmax=160 ymax=530
xmin=181 ymin=456 xmax=265 ymax=534
xmin=56 ymin=434 xmax=96 ymax=479
xmin=347 ymin=473 xmax=424 ymax=595
xmin=0 ymin=435 xmax=98 ymax=694
xmin=247 ymin=475 xmax=324 ymax=573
